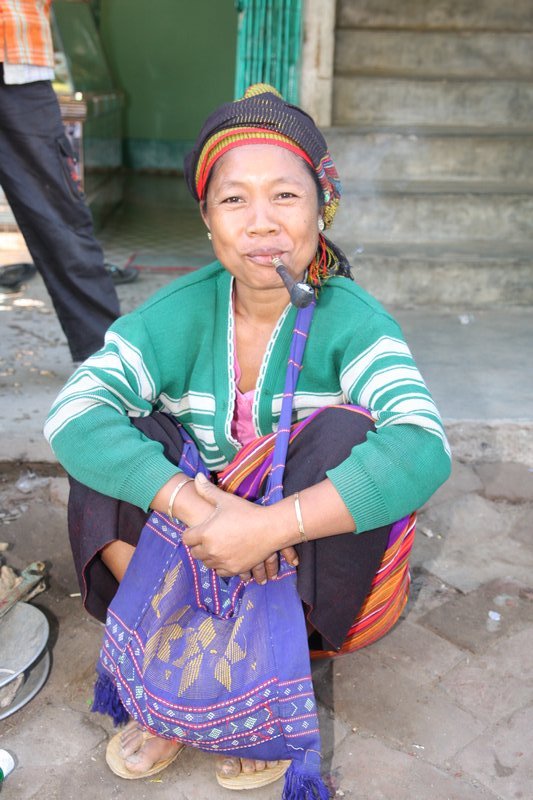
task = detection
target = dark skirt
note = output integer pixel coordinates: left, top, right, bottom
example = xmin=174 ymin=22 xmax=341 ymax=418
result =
xmin=68 ymin=407 xmax=392 ymax=651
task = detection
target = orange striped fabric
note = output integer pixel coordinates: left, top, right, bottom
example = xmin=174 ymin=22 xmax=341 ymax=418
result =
xmin=0 ymin=0 xmax=54 ymax=68
xmin=217 ymin=428 xmax=277 ymax=498
xmin=195 ymin=126 xmax=313 ymax=202
xmin=310 ymin=513 xmax=416 ymax=658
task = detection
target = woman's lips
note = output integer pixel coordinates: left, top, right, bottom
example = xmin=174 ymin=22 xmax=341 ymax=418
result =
xmin=245 ymin=250 xmax=286 ymax=266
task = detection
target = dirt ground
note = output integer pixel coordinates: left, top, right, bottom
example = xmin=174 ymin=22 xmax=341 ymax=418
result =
xmin=1 ymin=458 xmax=532 ymax=799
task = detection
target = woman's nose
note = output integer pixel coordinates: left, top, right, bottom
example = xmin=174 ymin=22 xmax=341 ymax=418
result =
xmin=245 ymin=201 xmax=280 ymax=236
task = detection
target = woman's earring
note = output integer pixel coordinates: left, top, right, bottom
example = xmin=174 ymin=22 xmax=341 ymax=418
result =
xmin=207 ymin=231 xmax=212 ymax=240
xmin=318 ymin=217 xmax=325 ymax=232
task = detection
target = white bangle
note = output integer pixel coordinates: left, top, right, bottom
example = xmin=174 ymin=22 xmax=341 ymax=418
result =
xmin=167 ymin=476 xmax=193 ymax=521
xmin=294 ymin=492 xmax=307 ymax=543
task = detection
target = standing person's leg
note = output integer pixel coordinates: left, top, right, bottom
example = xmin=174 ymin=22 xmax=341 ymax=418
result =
xmin=0 ymin=68 xmax=120 ymax=361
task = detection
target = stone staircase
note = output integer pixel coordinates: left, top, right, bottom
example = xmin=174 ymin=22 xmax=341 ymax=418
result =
xmin=327 ymin=0 xmax=533 ymax=308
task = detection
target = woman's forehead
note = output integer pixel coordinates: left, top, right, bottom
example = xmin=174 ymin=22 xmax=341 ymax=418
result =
xmin=210 ymin=144 xmax=314 ymax=185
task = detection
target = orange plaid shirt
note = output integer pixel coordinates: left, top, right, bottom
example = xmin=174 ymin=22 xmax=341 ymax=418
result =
xmin=0 ymin=0 xmax=54 ymax=67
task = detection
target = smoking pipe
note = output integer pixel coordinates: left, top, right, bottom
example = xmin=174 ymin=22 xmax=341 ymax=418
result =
xmin=271 ymin=256 xmax=314 ymax=308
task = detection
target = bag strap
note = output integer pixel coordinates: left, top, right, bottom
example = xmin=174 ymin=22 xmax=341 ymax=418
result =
xmin=263 ymin=301 xmax=316 ymax=505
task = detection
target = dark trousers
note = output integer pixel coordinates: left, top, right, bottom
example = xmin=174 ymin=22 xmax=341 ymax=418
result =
xmin=68 ymin=408 xmax=392 ymax=651
xmin=0 ymin=66 xmax=120 ymax=360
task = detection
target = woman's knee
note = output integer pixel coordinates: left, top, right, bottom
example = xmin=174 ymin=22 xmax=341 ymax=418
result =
xmin=299 ymin=405 xmax=374 ymax=455
xmin=313 ymin=405 xmax=374 ymax=444
xmin=285 ymin=406 xmax=375 ymax=489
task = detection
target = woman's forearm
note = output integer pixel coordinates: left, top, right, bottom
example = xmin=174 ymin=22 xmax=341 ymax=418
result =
xmin=179 ymin=475 xmax=356 ymax=577
xmin=263 ymin=478 xmax=356 ymax=551
xmin=156 ymin=474 xmax=355 ymax=549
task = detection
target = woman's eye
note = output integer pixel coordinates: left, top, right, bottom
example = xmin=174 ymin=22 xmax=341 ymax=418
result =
xmin=221 ymin=196 xmax=242 ymax=204
xmin=277 ymin=192 xmax=297 ymax=200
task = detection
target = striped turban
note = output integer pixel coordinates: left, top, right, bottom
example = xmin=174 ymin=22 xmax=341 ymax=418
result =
xmin=184 ymin=84 xmax=342 ymax=229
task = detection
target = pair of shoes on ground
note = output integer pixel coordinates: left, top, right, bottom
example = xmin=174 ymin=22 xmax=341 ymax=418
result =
xmin=106 ymin=720 xmax=290 ymax=789
xmin=0 ymin=262 xmax=36 ymax=291
xmin=104 ymin=262 xmax=139 ymax=284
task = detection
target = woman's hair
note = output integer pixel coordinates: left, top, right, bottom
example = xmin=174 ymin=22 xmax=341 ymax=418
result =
xmin=185 ymin=84 xmax=351 ymax=289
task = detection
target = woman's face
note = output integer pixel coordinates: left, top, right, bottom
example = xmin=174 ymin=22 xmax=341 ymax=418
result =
xmin=201 ymin=144 xmax=321 ymax=295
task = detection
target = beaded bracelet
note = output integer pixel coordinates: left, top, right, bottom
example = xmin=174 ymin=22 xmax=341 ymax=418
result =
xmin=167 ymin=476 xmax=193 ymax=521
xmin=294 ymin=492 xmax=308 ymax=543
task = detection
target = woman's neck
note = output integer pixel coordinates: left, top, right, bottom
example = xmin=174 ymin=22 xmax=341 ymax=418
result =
xmin=233 ymin=282 xmax=290 ymax=326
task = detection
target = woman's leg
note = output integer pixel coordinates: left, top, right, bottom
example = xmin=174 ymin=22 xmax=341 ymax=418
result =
xmin=100 ymin=548 xmax=274 ymax=776
xmin=67 ymin=413 xmax=192 ymax=775
xmin=100 ymin=541 xmax=135 ymax=583
xmin=68 ymin=412 xmax=187 ymax=622
xmin=215 ymin=408 xmax=390 ymax=783
xmin=71 ymin=414 xmax=278 ymax=780
xmin=283 ymin=406 xmax=393 ymax=652
xmin=100 ymin=541 xmax=186 ymax=775
xmin=104 ymin=544 xmax=276 ymax=779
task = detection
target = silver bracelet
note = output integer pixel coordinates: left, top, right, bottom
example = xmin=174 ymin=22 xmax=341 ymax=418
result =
xmin=167 ymin=476 xmax=193 ymax=521
xmin=294 ymin=492 xmax=307 ymax=543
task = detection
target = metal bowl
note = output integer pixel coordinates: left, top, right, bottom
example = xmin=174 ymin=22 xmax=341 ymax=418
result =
xmin=0 ymin=602 xmax=49 ymax=687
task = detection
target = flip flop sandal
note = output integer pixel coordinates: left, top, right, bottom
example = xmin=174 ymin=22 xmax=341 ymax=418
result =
xmin=104 ymin=262 xmax=139 ymax=285
xmin=105 ymin=722 xmax=184 ymax=780
xmin=215 ymin=758 xmax=291 ymax=791
xmin=0 ymin=262 xmax=36 ymax=289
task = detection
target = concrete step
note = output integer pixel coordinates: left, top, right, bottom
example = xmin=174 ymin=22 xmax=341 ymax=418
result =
xmin=1 ymin=172 xmax=531 ymax=467
xmin=340 ymin=179 xmax=533 ymax=195
xmin=0 ymin=188 xmax=17 ymax=231
xmin=335 ymin=30 xmax=533 ymax=80
xmin=333 ymin=77 xmax=533 ymax=130
xmin=341 ymin=243 xmax=533 ymax=308
xmin=338 ymin=0 xmax=533 ymax=32
xmin=326 ymin=129 xmax=533 ymax=186
xmin=393 ymin=307 xmax=533 ymax=464
xmin=332 ymin=189 xmax=533 ymax=245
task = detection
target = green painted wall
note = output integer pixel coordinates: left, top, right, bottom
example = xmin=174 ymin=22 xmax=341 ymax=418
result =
xmin=98 ymin=0 xmax=237 ymax=171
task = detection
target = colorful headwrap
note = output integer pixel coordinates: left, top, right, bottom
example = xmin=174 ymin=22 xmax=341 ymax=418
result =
xmin=185 ymin=84 xmax=341 ymax=226
xmin=184 ymin=84 xmax=352 ymax=290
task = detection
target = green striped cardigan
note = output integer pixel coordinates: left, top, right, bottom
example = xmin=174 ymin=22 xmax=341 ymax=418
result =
xmin=44 ymin=261 xmax=451 ymax=532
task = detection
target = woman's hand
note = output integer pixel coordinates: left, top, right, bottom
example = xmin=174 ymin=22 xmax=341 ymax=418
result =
xmin=181 ymin=473 xmax=299 ymax=583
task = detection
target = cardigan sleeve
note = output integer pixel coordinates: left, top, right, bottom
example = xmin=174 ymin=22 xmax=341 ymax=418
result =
xmin=44 ymin=312 xmax=183 ymax=510
xmin=326 ymin=312 xmax=451 ymax=532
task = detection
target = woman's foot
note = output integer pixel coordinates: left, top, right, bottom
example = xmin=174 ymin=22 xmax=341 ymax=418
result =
xmin=106 ymin=720 xmax=184 ymax=779
xmin=120 ymin=722 xmax=183 ymax=774
xmin=215 ymin=756 xmax=291 ymax=790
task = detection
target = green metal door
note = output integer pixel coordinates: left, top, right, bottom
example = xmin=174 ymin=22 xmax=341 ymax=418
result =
xmin=234 ymin=0 xmax=302 ymax=103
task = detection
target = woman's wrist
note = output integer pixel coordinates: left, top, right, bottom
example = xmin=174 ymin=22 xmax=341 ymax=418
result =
xmin=167 ymin=476 xmax=193 ymax=519
xmin=151 ymin=474 xmax=212 ymax=527
xmin=263 ymin=498 xmax=303 ymax=550
xmin=173 ymin=480 xmax=213 ymax=527
xmin=262 ymin=480 xmax=356 ymax=548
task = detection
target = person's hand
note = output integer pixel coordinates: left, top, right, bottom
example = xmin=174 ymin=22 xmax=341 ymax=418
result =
xmin=181 ymin=473 xmax=299 ymax=583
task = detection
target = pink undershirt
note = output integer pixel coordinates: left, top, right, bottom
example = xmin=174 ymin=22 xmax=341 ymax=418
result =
xmin=231 ymin=293 xmax=257 ymax=446
xmin=231 ymin=352 xmax=256 ymax=446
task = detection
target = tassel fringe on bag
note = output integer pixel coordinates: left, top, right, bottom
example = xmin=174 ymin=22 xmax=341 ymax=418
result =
xmin=92 ymin=672 xmax=128 ymax=726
